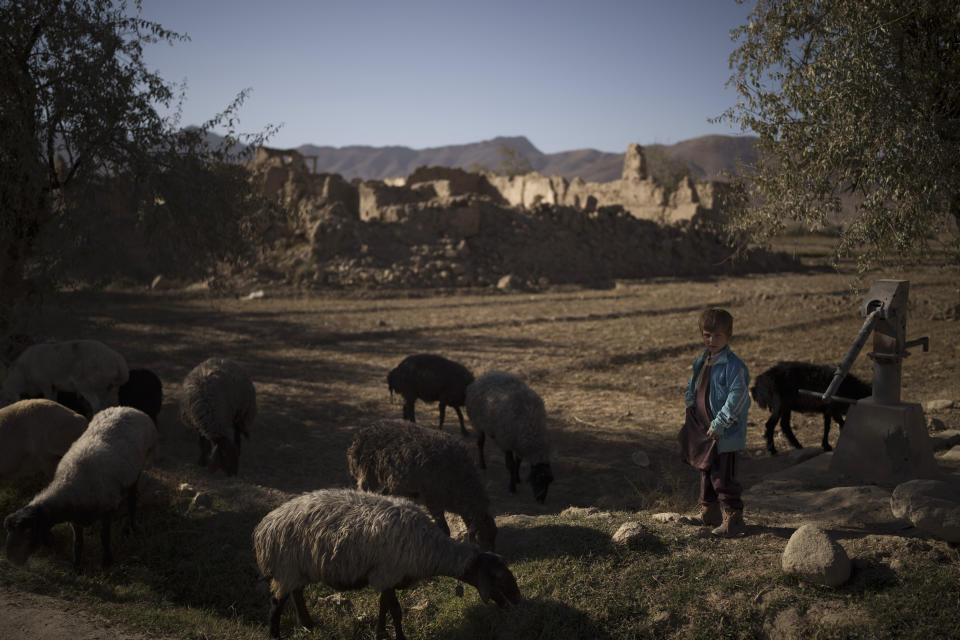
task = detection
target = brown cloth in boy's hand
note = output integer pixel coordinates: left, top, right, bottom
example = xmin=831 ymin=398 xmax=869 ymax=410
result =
xmin=678 ymin=405 xmax=717 ymax=470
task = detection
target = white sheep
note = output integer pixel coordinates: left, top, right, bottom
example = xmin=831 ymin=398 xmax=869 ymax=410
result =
xmin=3 ymin=406 xmax=157 ymax=572
xmin=347 ymin=418 xmax=498 ymax=551
xmin=0 ymin=340 xmax=129 ymax=413
xmin=179 ymin=357 xmax=256 ymax=476
xmin=252 ymin=488 xmax=521 ymax=639
xmin=465 ymin=371 xmax=554 ymax=503
xmin=0 ymin=399 xmax=89 ymax=483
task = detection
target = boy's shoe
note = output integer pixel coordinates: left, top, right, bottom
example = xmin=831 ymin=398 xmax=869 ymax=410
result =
xmin=711 ymin=509 xmax=745 ymax=537
xmin=697 ymin=502 xmax=722 ymax=527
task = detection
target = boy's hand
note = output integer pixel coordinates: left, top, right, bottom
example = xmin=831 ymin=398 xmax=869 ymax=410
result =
xmin=708 ymin=427 xmax=722 ymax=440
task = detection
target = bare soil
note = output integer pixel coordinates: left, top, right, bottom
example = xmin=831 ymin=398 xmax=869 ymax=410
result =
xmin=2 ymin=252 xmax=958 ymax=639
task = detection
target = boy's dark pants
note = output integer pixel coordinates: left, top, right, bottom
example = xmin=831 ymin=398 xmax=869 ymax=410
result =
xmin=700 ymin=451 xmax=743 ymax=511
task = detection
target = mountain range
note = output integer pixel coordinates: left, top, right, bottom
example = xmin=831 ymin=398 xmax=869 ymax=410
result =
xmin=292 ymin=134 xmax=759 ymax=183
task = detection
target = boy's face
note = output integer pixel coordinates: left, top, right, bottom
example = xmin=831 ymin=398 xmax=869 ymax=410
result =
xmin=702 ymin=329 xmax=729 ymax=356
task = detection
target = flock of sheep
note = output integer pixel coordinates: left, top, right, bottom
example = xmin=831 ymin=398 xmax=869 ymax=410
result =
xmin=0 ymin=343 xmax=549 ymax=638
xmin=0 ymin=336 xmax=873 ymax=639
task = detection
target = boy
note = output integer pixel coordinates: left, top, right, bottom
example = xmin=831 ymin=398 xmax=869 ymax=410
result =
xmin=684 ymin=308 xmax=751 ymax=537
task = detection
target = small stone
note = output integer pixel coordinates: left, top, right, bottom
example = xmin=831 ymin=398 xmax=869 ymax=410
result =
xmin=651 ymin=512 xmax=682 ymax=523
xmin=612 ymin=521 xmax=656 ymax=547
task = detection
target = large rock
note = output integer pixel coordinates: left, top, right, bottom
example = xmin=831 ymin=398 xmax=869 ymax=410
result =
xmin=890 ymin=479 xmax=960 ymax=543
xmin=781 ymin=524 xmax=851 ymax=587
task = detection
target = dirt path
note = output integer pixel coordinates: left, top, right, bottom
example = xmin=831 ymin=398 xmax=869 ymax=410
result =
xmin=0 ymin=589 xmax=173 ymax=640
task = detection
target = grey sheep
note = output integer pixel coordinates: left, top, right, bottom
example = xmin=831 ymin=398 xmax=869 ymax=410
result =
xmin=387 ymin=354 xmax=475 ymax=436
xmin=347 ymin=418 xmax=498 ymax=551
xmin=252 ymin=488 xmax=521 ymax=639
xmin=465 ymin=371 xmax=554 ymax=503
xmin=4 ymin=406 xmax=157 ymax=571
xmin=0 ymin=399 xmax=89 ymax=483
xmin=179 ymin=357 xmax=256 ymax=476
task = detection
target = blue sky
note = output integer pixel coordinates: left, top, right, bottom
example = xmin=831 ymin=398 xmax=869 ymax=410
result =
xmin=140 ymin=1 xmax=755 ymax=153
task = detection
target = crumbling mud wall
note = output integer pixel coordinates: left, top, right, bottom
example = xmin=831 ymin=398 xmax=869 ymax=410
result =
xmin=239 ymin=145 xmax=800 ymax=291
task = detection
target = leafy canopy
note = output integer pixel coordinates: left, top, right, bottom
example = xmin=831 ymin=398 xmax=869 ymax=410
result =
xmin=717 ymin=0 xmax=960 ymax=269
xmin=0 ymin=0 xmax=281 ymax=333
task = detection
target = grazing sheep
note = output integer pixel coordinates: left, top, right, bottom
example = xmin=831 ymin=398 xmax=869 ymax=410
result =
xmin=17 ymin=390 xmax=94 ymax=419
xmin=347 ymin=418 xmax=498 ymax=552
xmin=0 ymin=340 xmax=129 ymax=412
xmin=179 ymin=357 xmax=256 ymax=476
xmin=4 ymin=406 xmax=157 ymax=571
xmin=252 ymin=488 xmax=521 ymax=639
xmin=387 ymin=354 xmax=475 ymax=436
xmin=0 ymin=399 xmax=89 ymax=483
xmin=119 ymin=368 xmax=163 ymax=426
xmin=465 ymin=371 xmax=553 ymax=504
xmin=750 ymin=361 xmax=872 ymax=455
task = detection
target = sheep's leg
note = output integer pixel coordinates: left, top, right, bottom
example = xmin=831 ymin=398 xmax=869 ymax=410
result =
xmin=403 ymin=398 xmax=416 ymax=423
xmin=291 ymin=587 xmax=314 ymax=630
xmin=453 ymin=406 xmax=469 ymax=437
xmin=763 ymin=412 xmax=780 ymax=455
xmin=505 ymin=451 xmax=518 ymax=493
xmin=71 ymin=522 xmax=85 ymax=573
xmin=477 ymin=431 xmax=487 ymax=469
xmin=779 ymin=409 xmax=803 ymax=450
xmin=268 ymin=594 xmax=288 ymax=639
xmin=124 ymin=482 xmax=139 ymax=535
xmin=198 ymin=434 xmax=212 ymax=467
xmin=821 ymin=413 xmax=834 ymax=451
xmin=438 ymin=403 xmax=447 ymax=429
xmin=99 ymin=514 xmax=113 ymax=568
xmin=378 ymin=588 xmax=405 ymax=640
xmin=429 ymin=508 xmax=451 ymax=536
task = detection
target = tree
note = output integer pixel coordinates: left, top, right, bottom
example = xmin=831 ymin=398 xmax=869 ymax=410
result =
xmin=717 ymin=0 xmax=960 ymax=270
xmin=494 ymin=144 xmax=534 ymax=177
xmin=0 ymin=0 xmax=280 ymax=335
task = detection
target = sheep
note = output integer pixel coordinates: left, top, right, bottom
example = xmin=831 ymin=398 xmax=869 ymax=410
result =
xmin=119 ymin=368 xmax=163 ymax=426
xmin=17 ymin=390 xmax=94 ymax=419
xmin=750 ymin=361 xmax=873 ymax=455
xmin=464 ymin=371 xmax=553 ymax=504
xmin=179 ymin=357 xmax=256 ymax=476
xmin=0 ymin=339 xmax=129 ymax=413
xmin=0 ymin=399 xmax=89 ymax=483
xmin=252 ymin=488 xmax=521 ymax=639
xmin=4 ymin=406 xmax=157 ymax=571
xmin=387 ymin=354 xmax=475 ymax=436
xmin=347 ymin=418 xmax=498 ymax=552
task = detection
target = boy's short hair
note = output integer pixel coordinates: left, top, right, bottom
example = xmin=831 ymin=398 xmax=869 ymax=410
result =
xmin=699 ymin=308 xmax=734 ymax=335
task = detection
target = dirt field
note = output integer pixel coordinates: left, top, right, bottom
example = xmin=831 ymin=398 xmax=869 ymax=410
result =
xmin=1 ymin=257 xmax=958 ymax=639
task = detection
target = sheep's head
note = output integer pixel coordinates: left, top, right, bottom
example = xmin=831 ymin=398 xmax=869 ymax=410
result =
xmin=467 ymin=513 xmax=498 ymax=553
xmin=529 ymin=462 xmax=553 ymax=504
xmin=209 ymin=436 xmax=240 ymax=476
xmin=465 ymin=552 xmax=522 ymax=608
xmin=386 ymin=367 xmax=401 ymax=397
xmin=4 ymin=505 xmax=49 ymax=566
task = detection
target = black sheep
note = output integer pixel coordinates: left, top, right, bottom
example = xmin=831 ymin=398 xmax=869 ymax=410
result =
xmin=750 ymin=361 xmax=872 ymax=455
xmin=119 ymin=368 xmax=163 ymax=426
xmin=387 ymin=354 xmax=475 ymax=436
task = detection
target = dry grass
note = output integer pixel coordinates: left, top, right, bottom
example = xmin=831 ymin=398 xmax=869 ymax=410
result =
xmin=1 ymin=252 xmax=959 ymax=639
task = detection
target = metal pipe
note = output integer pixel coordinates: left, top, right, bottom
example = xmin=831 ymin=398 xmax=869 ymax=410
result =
xmin=798 ymin=390 xmax=860 ymax=405
xmin=820 ymin=307 xmax=883 ymax=402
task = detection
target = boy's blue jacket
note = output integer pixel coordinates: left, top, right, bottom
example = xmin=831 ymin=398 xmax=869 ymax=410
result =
xmin=685 ymin=346 xmax=751 ymax=453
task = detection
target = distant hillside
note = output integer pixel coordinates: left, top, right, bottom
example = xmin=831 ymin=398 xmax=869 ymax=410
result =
xmin=294 ymin=134 xmax=759 ymax=183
